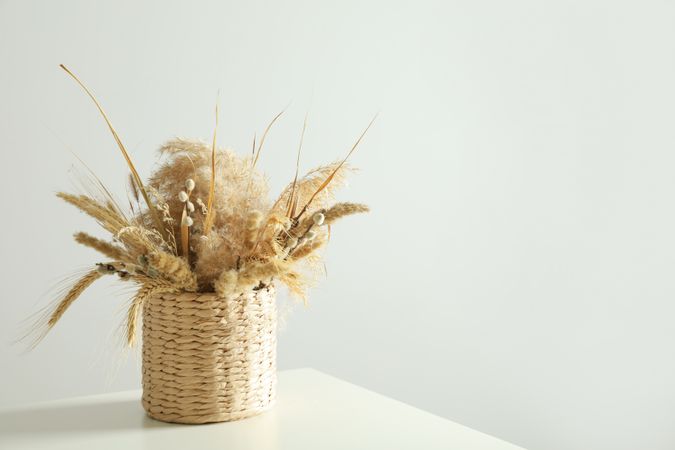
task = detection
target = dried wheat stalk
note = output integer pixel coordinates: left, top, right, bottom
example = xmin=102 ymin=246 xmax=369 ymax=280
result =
xmin=47 ymin=270 xmax=103 ymax=329
xmin=126 ymin=279 xmax=176 ymax=346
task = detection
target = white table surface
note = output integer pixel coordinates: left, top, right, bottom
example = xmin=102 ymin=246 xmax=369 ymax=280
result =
xmin=0 ymin=368 xmax=525 ymax=450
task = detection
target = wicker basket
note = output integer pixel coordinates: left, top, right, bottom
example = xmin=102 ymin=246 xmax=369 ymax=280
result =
xmin=141 ymin=285 xmax=277 ymax=424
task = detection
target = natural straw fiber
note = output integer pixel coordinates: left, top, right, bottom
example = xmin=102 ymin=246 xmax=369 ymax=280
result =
xmin=141 ymin=285 xmax=277 ymax=424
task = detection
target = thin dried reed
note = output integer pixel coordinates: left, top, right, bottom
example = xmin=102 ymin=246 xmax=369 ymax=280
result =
xmin=252 ymin=109 xmax=285 ymax=170
xmin=203 ymin=104 xmax=219 ymax=235
xmin=286 ymin=113 xmax=308 ymax=217
xmin=293 ymin=115 xmax=375 ymax=221
xmin=271 ymin=162 xmax=352 ymax=218
xmin=60 ymin=65 xmax=167 ymax=241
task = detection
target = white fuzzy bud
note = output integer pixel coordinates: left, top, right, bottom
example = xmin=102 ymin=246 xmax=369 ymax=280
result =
xmin=178 ymin=191 xmax=189 ymax=202
xmin=186 ymin=201 xmax=195 ymax=213
xmin=312 ymin=212 xmax=325 ymax=226
xmin=287 ymin=237 xmax=298 ymax=248
xmin=305 ymin=230 xmax=317 ymax=240
xmin=185 ymin=178 xmax=195 ymax=191
xmin=182 ymin=215 xmax=194 ymax=227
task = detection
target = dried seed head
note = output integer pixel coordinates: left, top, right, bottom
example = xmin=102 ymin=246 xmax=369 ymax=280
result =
xmin=287 ymin=237 xmax=298 ymax=248
xmin=96 ymin=263 xmax=114 ymax=274
xmin=305 ymin=230 xmax=317 ymax=240
xmin=178 ymin=191 xmax=189 ymax=202
xmin=186 ymin=201 xmax=195 ymax=213
xmin=298 ymin=236 xmax=307 ymax=246
xmin=185 ymin=178 xmax=195 ymax=191
xmin=182 ymin=215 xmax=194 ymax=227
xmin=312 ymin=212 xmax=325 ymax=226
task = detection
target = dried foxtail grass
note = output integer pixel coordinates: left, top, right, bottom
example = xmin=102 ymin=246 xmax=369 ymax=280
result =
xmin=31 ymin=64 xmax=373 ymax=348
xmin=74 ymin=232 xmax=126 ymax=261
xmin=323 ymin=202 xmax=370 ymax=224
xmin=145 ymin=251 xmax=197 ymax=290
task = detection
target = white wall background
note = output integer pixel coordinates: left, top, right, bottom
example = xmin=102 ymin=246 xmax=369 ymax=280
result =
xmin=1 ymin=1 xmax=674 ymax=449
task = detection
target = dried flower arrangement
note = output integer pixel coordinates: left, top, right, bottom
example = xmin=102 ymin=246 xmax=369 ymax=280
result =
xmin=36 ymin=66 xmax=372 ymax=349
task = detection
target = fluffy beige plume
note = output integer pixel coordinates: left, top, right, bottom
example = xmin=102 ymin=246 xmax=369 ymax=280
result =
xmin=214 ymin=269 xmax=239 ymax=298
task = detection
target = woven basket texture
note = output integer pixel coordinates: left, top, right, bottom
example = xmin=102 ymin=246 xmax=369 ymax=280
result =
xmin=141 ymin=285 xmax=277 ymax=424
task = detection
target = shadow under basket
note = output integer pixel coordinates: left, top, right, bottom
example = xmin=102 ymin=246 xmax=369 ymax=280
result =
xmin=141 ymin=285 xmax=277 ymax=424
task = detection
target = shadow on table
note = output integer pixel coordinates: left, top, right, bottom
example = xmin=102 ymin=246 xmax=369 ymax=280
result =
xmin=0 ymin=398 xmax=171 ymax=436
